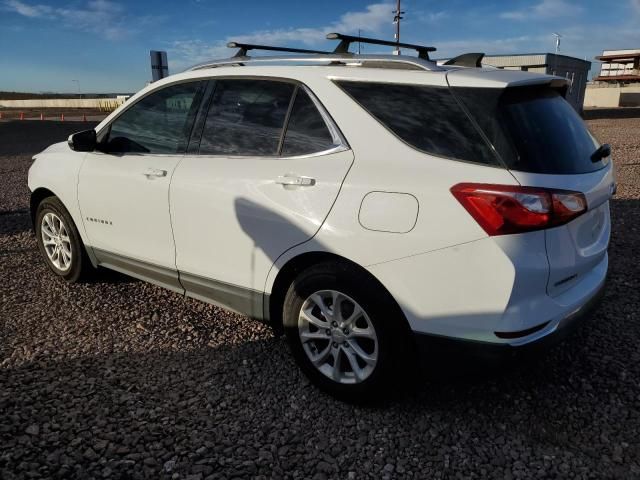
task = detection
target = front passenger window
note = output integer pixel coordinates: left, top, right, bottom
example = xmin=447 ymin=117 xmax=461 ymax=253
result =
xmin=105 ymin=81 xmax=204 ymax=154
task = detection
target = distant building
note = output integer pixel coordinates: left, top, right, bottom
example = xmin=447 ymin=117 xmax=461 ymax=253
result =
xmin=480 ymin=53 xmax=591 ymax=112
xmin=593 ymin=49 xmax=640 ymax=84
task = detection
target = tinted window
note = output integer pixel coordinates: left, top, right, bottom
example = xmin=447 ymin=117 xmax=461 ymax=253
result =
xmin=453 ymin=87 xmax=603 ymax=174
xmin=281 ymin=89 xmax=338 ymax=156
xmin=200 ymin=80 xmax=294 ymax=156
xmin=336 ymin=81 xmax=498 ymax=166
xmin=106 ymin=82 xmax=203 ymax=154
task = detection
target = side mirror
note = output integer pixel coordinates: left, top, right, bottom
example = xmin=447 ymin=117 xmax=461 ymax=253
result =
xmin=68 ymin=129 xmax=97 ymax=152
xmin=591 ymin=143 xmax=611 ymax=163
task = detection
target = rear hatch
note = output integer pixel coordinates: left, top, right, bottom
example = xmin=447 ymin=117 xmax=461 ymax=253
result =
xmin=448 ymin=72 xmax=614 ymax=297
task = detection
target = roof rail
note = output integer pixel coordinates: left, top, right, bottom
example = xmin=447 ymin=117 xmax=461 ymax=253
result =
xmin=227 ymin=41 xmax=331 ymax=58
xmin=444 ymin=52 xmax=485 ymax=68
xmin=188 ymin=54 xmax=443 ymax=72
xmin=326 ymin=32 xmax=436 ymax=60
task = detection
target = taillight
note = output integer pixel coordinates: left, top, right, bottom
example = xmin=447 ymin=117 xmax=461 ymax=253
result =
xmin=450 ymin=183 xmax=587 ymax=236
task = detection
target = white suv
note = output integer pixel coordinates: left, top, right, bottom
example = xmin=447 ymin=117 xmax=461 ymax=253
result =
xmin=28 ymin=34 xmax=613 ymax=401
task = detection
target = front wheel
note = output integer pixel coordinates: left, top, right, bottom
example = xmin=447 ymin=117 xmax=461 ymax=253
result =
xmin=283 ymin=262 xmax=409 ymax=402
xmin=35 ymin=196 xmax=92 ymax=283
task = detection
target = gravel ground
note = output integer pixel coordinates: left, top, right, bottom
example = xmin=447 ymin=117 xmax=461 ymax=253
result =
xmin=1 ymin=115 xmax=639 ymax=479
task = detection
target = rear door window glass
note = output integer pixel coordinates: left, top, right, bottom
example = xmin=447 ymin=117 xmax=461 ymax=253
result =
xmin=453 ymin=86 xmax=603 ymax=174
xmin=199 ymin=80 xmax=294 ymax=156
xmin=281 ymin=89 xmax=338 ymax=156
xmin=106 ymin=82 xmax=204 ymax=154
xmin=336 ymin=81 xmax=499 ymax=166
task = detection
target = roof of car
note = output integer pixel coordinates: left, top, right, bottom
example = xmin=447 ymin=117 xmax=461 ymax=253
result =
xmin=173 ymin=60 xmax=566 ymax=89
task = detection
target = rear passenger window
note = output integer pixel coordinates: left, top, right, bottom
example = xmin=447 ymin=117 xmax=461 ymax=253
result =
xmin=336 ymin=81 xmax=499 ymax=166
xmin=200 ymin=80 xmax=294 ymax=156
xmin=281 ymin=89 xmax=338 ymax=156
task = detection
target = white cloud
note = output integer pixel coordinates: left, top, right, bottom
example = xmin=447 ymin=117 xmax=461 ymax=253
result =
xmin=3 ymin=0 xmax=50 ymax=17
xmin=170 ymin=40 xmax=229 ymax=68
xmin=2 ymin=0 xmax=145 ymax=39
xmin=501 ymin=0 xmax=583 ymax=21
xmin=631 ymin=0 xmax=640 ymax=13
xmin=169 ymin=2 xmax=395 ymax=69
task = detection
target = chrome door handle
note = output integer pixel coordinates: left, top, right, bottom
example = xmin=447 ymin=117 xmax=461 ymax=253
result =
xmin=276 ymin=175 xmax=316 ymax=187
xmin=143 ymin=168 xmax=167 ymax=178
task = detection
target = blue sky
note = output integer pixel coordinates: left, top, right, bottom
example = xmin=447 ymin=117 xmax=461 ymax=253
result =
xmin=1 ymin=0 xmax=639 ymax=93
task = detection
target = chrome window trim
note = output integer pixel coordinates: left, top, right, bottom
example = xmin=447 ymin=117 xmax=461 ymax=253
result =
xmin=193 ymin=144 xmax=349 ymax=161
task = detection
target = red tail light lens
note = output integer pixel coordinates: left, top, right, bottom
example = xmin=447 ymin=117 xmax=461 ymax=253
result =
xmin=451 ymin=183 xmax=587 ymax=236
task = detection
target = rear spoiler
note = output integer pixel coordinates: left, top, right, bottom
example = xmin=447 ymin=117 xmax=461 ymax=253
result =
xmin=444 ymin=53 xmax=485 ymax=68
xmin=503 ymin=78 xmax=570 ymax=98
xmin=446 ymin=68 xmax=570 ymax=91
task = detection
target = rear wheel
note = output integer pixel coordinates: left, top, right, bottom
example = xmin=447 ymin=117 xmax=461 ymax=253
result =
xmin=283 ymin=262 xmax=408 ymax=402
xmin=35 ymin=196 xmax=92 ymax=283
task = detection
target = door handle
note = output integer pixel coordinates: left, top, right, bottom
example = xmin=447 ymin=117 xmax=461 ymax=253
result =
xmin=275 ymin=175 xmax=316 ymax=187
xmin=143 ymin=168 xmax=167 ymax=178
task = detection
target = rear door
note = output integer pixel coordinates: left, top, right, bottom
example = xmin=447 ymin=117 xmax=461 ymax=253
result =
xmin=170 ymin=78 xmax=352 ymax=316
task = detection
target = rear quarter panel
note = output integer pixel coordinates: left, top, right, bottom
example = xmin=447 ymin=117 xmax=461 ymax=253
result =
xmin=264 ymin=69 xmax=520 ymax=293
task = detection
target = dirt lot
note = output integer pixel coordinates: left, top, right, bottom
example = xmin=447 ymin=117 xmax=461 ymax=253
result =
xmin=1 ymin=116 xmax=639 ymax=479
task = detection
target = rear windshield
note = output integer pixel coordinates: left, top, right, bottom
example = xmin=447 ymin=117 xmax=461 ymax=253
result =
xmin=453 ymin=86 xmax=605 ymax=174
xmin=335 ymin=81 xmax=499 ymax=166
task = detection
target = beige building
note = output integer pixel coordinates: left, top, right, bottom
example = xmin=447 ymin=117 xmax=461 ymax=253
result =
xmin=584 ymin=49 xmax=640 ymax=108
xmin=594 ymin=49 xmax=640 ymax=83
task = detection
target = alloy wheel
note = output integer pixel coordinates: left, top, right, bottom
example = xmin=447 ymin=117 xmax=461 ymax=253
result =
xmin=298 ymin=289 xmax=378 ymax=384
xmin=41 ymin=212 xmax=72 ymax=272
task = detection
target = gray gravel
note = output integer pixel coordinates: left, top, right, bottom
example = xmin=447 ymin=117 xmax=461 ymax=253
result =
xmin=1 ymin=115 xmax=639 ymax=479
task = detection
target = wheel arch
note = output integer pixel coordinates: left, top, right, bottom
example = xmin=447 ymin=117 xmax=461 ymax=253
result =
xmin=30 ymin=187 xmax=58 ymax=230
xmin=30 ymin=187 xmax=98 ymax=267
xmin=267 ymin=251 xmax=412 ymax=337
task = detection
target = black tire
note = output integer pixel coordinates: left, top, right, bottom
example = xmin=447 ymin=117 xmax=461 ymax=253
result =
xmin=35 ymin=196 xmax=92 ymax=283
xmin=283 ymin=261 xmax=410 ymax=402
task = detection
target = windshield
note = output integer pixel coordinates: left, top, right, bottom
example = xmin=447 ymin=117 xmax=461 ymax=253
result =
xmin=453 ymin=86 xmax=605 ymax=174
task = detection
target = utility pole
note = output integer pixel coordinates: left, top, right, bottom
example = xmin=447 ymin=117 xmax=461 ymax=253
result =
xmin=393 ymin=0 xmax=404 ymax=55
xmin=552 ymin=32 xmax=562 ymax=54
xmin=552 ymin=32 xmax=562 ymax=75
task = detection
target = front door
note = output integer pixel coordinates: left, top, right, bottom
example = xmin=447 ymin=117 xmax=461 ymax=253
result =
xmin=78 ymin=80 xmax=205 ymax=290
xmin=170 ymin=79 xmax=353 ymax=316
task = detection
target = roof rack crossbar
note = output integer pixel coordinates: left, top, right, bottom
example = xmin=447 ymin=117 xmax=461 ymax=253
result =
xmin=326 ymin=32 xmax=436 ymax=60
xmin=227 ymin=41 xmax=331 ymax=58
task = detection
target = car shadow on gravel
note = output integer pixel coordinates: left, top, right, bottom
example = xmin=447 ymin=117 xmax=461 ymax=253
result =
xmin=0 ymin=307 xmax=632 ymax=479
xmin=0 ymin=209 xmax=30 ymax=235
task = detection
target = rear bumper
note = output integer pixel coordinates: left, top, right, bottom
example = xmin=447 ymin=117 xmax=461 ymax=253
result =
xmin=412 ymin=277 xmax=606 ymax=364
